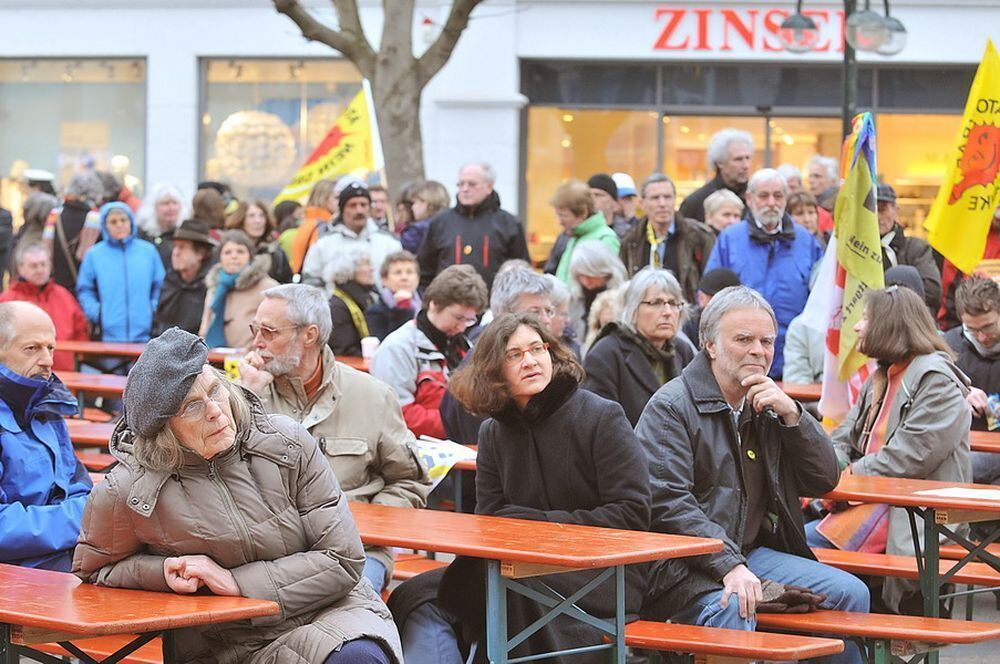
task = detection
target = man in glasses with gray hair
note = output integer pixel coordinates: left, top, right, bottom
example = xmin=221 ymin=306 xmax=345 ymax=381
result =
xmin=238 ymin=283 xmax=431 ymax=595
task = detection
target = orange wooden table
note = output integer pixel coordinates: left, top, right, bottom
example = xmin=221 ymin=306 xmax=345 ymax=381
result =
xmin=970 ymin=429 xmax=1000 ymax=454
xmin=0 ymin=563 xmax=277 ymax=663
xmin=349 ymin=502 xmax=721 ymax=663
xmin=66 ymin=420 xmax=115 ymax=449
xmin=824 ymin=474 xmax=1000 ymax=622
xmin=777 ymin=381 xmax=822 ymax=401
xmin=57 ymin=339 xmax=369 ymax=373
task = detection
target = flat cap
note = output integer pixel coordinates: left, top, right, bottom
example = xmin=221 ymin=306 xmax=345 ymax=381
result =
xmin=698 ymin=268 xmax=742 ymax=296
xmin=124 ymin=327 xmax=209 ymax=438
xmin=876 ymin=183 xmax=897 ymax=203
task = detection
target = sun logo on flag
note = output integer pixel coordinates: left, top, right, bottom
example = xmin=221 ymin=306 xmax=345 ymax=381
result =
xmin=949 ymin=122 xmax=1000 ymax=204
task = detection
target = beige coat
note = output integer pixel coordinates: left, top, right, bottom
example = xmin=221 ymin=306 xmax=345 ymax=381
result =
xmin=832 ymin=351 xmax=972 ymax=611
xmin=72 ymin=396 xmax=402 ymax=663
xmin=199 ymin=254 xmax=278 ymax=348
xmin=253 ymin=346 xmax=431 ymax=580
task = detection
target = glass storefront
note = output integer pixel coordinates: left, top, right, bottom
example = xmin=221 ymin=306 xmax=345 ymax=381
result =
xmin=0 ymin=58 xmax=146 ymax=223
xmin=522 ymin=61 xmax=972 ymax=260
xmin=199 ymin=58 xmax=362 ymax=201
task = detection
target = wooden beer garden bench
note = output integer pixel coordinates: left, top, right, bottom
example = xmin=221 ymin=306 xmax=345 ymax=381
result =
xmin=74 ymin=450 xmax=117 ymax=473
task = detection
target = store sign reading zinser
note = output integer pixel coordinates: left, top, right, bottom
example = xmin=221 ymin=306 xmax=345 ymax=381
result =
xmin=653 ymin=7 xmax=846 ymax=53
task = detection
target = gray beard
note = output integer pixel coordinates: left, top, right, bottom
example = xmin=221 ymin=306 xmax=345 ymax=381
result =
xmin=262 ymin=352 xmax=303 ymax=377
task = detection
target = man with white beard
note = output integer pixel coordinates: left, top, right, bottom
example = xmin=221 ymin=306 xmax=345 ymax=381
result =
xmin=703 ymin=169 xmax=824 ymax=379
xmin=237 ymin=284 xmax=431 ymax=594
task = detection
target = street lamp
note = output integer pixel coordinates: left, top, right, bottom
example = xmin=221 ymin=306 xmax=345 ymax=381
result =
xmin=779 ymin=0 xmax=908 ymax=136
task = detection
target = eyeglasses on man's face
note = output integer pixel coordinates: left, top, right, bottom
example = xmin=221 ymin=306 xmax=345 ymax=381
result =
xmin=248 ymin=322 xmax=300 ymax=342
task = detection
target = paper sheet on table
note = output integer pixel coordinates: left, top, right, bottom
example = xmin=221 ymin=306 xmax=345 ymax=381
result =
xmin=415 ymin=436 xmax=478 ymax=490
xmin=915 ymin=487 xmax=1000 ymax=501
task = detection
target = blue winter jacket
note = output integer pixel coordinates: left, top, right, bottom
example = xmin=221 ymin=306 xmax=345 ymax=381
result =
xmin=0 ymin=364 xmax=92 ymax=571
xmin=77 ymin=202 xmax=165 ymax=342
xmin=704 ymin=215 xmax=823 ymax=379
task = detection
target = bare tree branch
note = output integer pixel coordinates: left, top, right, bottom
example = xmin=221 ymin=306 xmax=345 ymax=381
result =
xmin=415 ymin=0 xmax=484 ymax=87
xmin=273 ymin=0 xmax=376 ymax=77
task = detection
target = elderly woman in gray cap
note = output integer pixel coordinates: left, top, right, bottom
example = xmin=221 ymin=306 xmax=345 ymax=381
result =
xmin=72 ymin=328 xmax=402 ymax=664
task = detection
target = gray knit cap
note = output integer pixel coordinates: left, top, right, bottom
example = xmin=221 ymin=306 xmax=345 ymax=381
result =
xmin=124 ymin=327 xmax=209 ymax=437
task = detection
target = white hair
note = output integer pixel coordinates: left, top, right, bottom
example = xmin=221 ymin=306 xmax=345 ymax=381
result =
xmin=619 ymin=268 xmax=686 ymax=331
xmin=747 ymin=168 xmax=788 ymax=195
xmin=569 ymin=241 xmax=628 ymax=287
xmin=459 ymin=161 xmax=496 ymax=185
xmin=776 ymin=164 xmax=802 ymax=184
xmin=136 ymin=183 xmax=189 ymax=238
xmin=706 ymin=129 xmax=754 ymax=172
xmin=322 ymin=247 xmax=372 ymax=287
xmin=809 ymin=155 xmax=839 ymax=181
xmin=699 ymin=286 xmax=776 ymax=348
xmin=261 ymin=284 xmax=332 ymax=348
xmin=490 ymin=267 xmax=552 ymax=314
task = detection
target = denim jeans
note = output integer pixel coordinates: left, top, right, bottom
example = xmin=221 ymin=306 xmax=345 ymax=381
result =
xmin=322 ymin=638 xmax=391 ymax=664
xmin=363 ymin=557 xmax=387 ymax=595
xmin=400 ymin=602 xmax=465 ymax=664
xmin=671 ymin=546 xmax=869 ymax=664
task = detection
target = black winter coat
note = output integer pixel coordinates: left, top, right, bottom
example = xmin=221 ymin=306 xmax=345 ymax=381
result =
xmin=677 ymin=172 xmax=747 ymax=223
xmin=365 ymin=298 xmax=416 ymax=341
xmin=436 ymin=377 xmax=650 ymax=663
xmin=328 ymin=280 xmax=378 ymax=356
xmin=637 ymin=351 xmax=839 ymax=620
xmin=257 ymin=241 xmax=293 ymax=284
xmin=0 ymin=207 xmax=12 ymax=287
xmin=50 ymin=200 xmax=91 ymax=292
xmin=881 ymin=223 xmax=942 ymax=315
xmin=416 ymin=191 xmax=529 ymax=289
xmin=152 ymin=261 xmax=212 ymax=336
xmin=583 ymin=324 xmax=696 ymax=427
xmin=945 ymin=326 xmax=1000 ymax=431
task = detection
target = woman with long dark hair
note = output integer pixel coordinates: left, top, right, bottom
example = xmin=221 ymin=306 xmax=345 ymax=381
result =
xmin=393 ymin=312 xmax=650 ymax=663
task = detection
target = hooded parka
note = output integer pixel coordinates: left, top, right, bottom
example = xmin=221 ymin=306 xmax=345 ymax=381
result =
xmin=76 ymin=202 xmax=165 ymax=342
xmin=72 ymin=395 xmax=402 ymax=664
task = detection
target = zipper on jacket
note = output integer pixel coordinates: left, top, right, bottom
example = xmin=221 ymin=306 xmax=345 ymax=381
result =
xmin=121 ymin=244 xmax=132 ymax=341
xmin=207 ymin=459 xmax=257 ymax=562
xmin=726 ymin=411 xmax=748 ymax=547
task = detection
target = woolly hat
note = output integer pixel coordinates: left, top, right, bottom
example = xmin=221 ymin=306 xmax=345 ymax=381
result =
xmin=124 ymin=328 xmax=209 ymax=437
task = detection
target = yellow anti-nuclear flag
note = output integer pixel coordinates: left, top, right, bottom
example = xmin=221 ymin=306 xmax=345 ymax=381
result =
xmin=925 ymin=40 xmax=1000 ymax=274
xmin=273 ymin=89 xmax=374 ymax=204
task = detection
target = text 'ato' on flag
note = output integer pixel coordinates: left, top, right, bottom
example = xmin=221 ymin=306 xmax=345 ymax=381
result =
xmin=924 ymin=39 xmax=1000 ymax=275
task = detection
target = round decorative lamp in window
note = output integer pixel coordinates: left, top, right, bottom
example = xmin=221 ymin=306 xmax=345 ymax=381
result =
xmin=214 ymin=110 xmax=297 ymax=187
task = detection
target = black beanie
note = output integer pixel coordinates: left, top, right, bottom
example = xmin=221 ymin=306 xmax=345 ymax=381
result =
xmin=587 ymin=173 xmax=618 ymax=199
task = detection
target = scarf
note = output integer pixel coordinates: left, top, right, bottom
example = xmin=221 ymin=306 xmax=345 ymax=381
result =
xmin=615 ymin=323 xmax=677 ymax=385
xmin=205 ymin=269 xmax=241 ymax=348
xmin=965 ymin=328 xmax=1000 ymax=360
xmin=416 ymin=309 xmax=470 ymax=371
xmin=491 ymin=372 xmax=579 ymax=427
xmin=645 ymin=220 xmax=667 ymax=269
xmin=880 ymin=229 xmax=898 ymax=267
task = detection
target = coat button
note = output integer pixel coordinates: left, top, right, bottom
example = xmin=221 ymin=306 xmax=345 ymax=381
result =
xmin=131 ymin=498 xmax=139 ymax=505
xmin=142 ymin=504 xmax=150 ymax=511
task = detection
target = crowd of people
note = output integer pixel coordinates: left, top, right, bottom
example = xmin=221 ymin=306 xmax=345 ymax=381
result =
xmin=0 ymin=129 xmax=997 ymax=663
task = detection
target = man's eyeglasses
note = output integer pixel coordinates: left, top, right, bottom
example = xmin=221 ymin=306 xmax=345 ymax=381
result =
xmin=249 ymin=322 xmax=300 ymax=341
xmin=525 ymin=306 xmax=556 ymax=320
xmin=640 ymin=299 xmax=683 ymax=312
xmin=447 ymin=310 xmax=479 ymax=327
xmin=963 ymin=319 xmax=1000 ymax=337
xmin=503 ymin=342 xmax=550 ymax=366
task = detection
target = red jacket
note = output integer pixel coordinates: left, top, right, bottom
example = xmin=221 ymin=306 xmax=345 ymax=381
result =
xmin=0 ymin=280 xmax=90 ymax=370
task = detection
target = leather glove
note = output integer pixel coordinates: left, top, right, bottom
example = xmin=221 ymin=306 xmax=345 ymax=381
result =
xmin=756 ymin=579 xmax=827 ymax=613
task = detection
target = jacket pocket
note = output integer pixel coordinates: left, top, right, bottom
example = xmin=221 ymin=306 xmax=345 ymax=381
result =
xmin=320 ymin=437 xmax=372 ymax=491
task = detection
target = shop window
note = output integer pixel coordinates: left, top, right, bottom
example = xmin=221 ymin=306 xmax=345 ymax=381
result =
xmin=876 ymin=113 xmax=964 ymax=237
xmin=876 ymin=68 xmax=974 ymax=112
xmin=0 ymin=58 xmax=146 ymax=216
xmin=662 ymin=116 xmax=765 ymax=198
xmin=524 ymin=108 xmax=657 ymax=262
xmin=199 ymin=58 xmax=362 ymax=201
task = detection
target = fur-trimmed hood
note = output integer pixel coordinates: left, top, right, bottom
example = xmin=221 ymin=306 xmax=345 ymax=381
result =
xmin=204 ymin=252 xmax=272 ymax=291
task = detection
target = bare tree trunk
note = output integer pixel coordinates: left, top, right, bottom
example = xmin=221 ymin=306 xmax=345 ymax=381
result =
xmin=274 ymin=0 xmax=482 ymax=199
